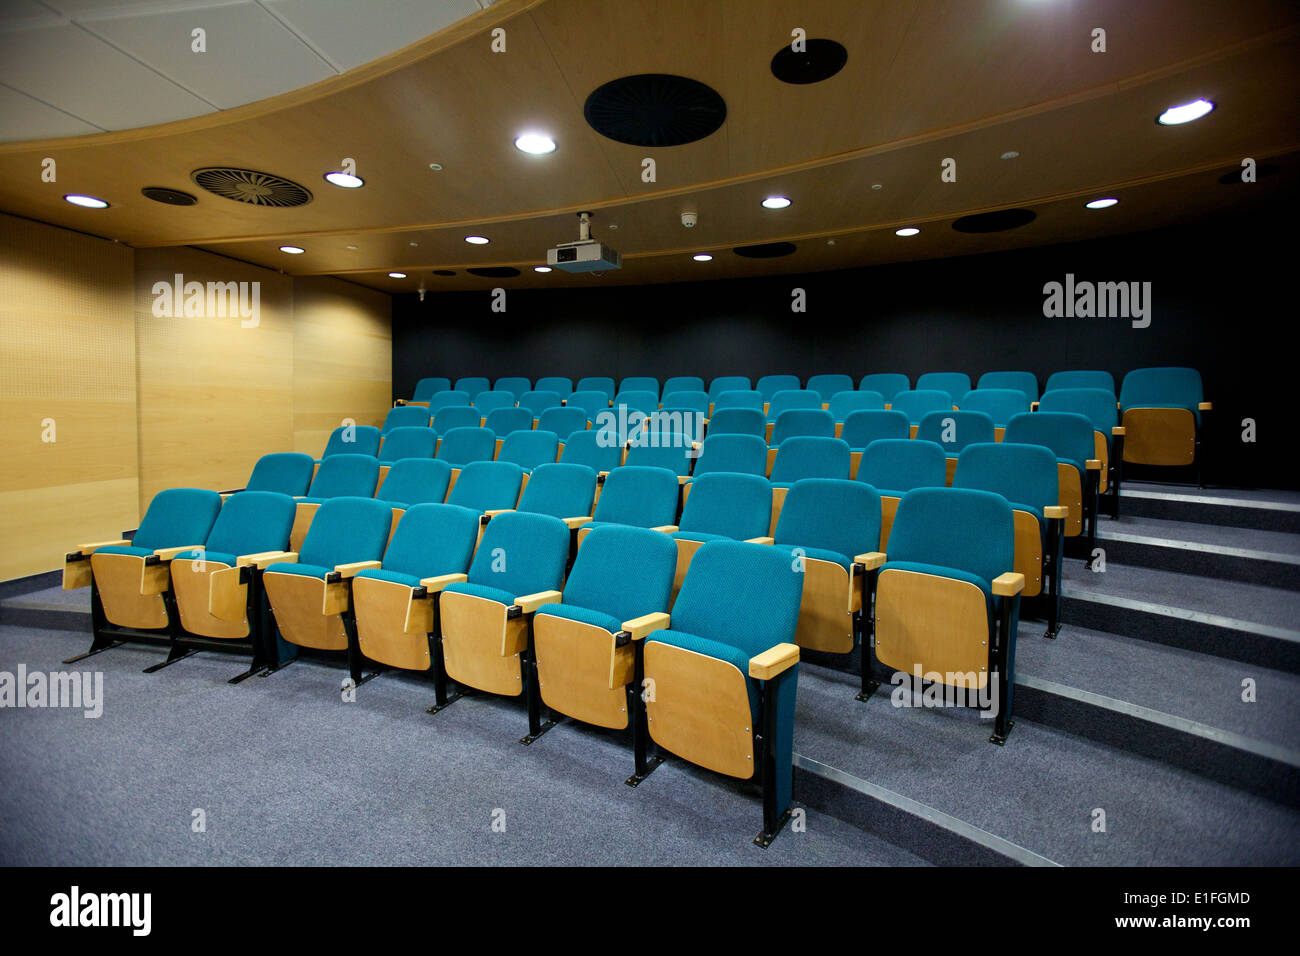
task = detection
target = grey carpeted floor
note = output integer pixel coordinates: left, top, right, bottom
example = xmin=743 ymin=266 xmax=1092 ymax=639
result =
xmin=1100 ymin=514 xmax=1300 ymax=557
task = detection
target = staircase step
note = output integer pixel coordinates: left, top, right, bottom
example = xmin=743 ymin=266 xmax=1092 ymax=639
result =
xmin=1096 ymin=514 xmax=1300 ymax=589
xmin=1120 ymin=482 xmax=1300 ymax=533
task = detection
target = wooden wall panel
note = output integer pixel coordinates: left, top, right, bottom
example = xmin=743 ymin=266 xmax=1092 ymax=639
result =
xmin=134 ymin=248 xmax=294 ymax=510
xmin=0 ymin=212 xmax=139 ymax=580
xmin=291 ymin=276 xmax=392 ymax=458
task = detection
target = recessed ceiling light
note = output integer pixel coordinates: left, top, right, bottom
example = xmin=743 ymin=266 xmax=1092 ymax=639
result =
xmin=826 ymin=239 xmax=836 ymax=246
xmin=409 ymin=241 xmax=419 ymax=247
xmin=534 ymin=266 xmax=552 ymax=273
xmin=64 ymin=194 xmax=109 ymax=208
xmin=1085 ymin=198 xmax=1119 ymax=209
xmin=871 ymin=183 xmax=883 ymax=190
xmin=895 ymin=227 xmax=920 ymax=237
xmin=761 ymin=196 xmax=791 ymax=209
xmin=388 ymin=272 xmax=406 ymax=278
xmin=1157 ymin=98 xmax=1215 ymax=125
xmin=324 ymin=171 xmax=364 ymax=188
xmin=465 ymin=235 xmax=489 ymax=245
xmin=1000 ymin=151 xmax=1020 ymax=160
xmin=428 ymin=163 xmax=443 ymax=171
xmin=346 ymin=244 xmax=358 ymax=250
xmin=693 ymin=254 xmax=713 ymax=262
xmin=279 ymin=245 xmax=305 ymax=254
xmin=514 ymin=133 xmax=557 ymax=155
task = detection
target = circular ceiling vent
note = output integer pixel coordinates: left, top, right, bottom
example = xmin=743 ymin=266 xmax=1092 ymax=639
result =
xmin=1218 ymin=162 xmax=1279 ymax=184
xmin=952 ymin=208 xmax=1037 ymax=233
xmin=770 ymin=39 xmax=848 ymax=85
xmin=584 ymin=74 xmax=726 ymax=147
xmin=190 ymin=167 xmax=313 ymax=207
xmin=733 ymin=241 xmax=797 ymax=258
xmin=432 ymin=269 xmax=457 ymax=276
xmin=466 ymin=266 xmax=521 ymax=278
xmin=141 ymin=186 xmax=197 ymax=206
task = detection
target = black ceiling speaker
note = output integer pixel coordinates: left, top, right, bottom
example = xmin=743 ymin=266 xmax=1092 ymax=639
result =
xmin=952 ymin=208 xmax=1037 ymax=233
xmin=141 ymin=186 xmax=197 ymax=206
xmin=584 ymin=73 xmax=727 ymax=147
xmin=733 ymin=241 xmax=797 ymax=258
xmin=190 ymin=167 xmax=312 ymax=207
xmin=432 ymin=269 xmax=456 ymax=276
xmin=770 ymin=39 xmax=848 ymax=84
xmin=466 ymin=267 xmax=521 ymax=278
xmin=1218 ymin=162 xmax=1279 ymax=184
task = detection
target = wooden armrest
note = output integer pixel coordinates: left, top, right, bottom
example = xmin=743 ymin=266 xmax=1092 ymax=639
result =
xmin=74 ymin=539 xmax=129 ymax=556
xmin=1198 ymin=402 xmax=1212 ymax=411
xmin=621 ymin=612 xmax=670 ymax=642
xmin=1030 ymin=401 xmax=1039 ymax=411
xmin=483 ymin=509 xmax=513 ymax=519
xmin=992 ymin=572 xmax=1025 ymax=596
xmin=677 ymin=475 xmax=690 ymax=485
xmin=1086 ymin=459 xmax=1101 ymax=470
xmin=333 ymin=560 xmax=381 ymax=579
xmin=561 ymin=516 xmax=592 ymax=529
xmin=746 ymin=536 xmax=775 ymax=545
xmin=153 ymin=545 xmax=204 ymax=561
xmin=514 ymin=590 xmax=562 ymax=614
xmin=1043 ymin=506 xmax=1069 ymax=520
xmin=748 ymin=643 xmax=800 ymax=680
xmin=650 ymin=525 xmax=679 ymax=533
xmin=854 ymin=551 xmax=887 ymax=570
xmin=419 ymin=572 xmax=467 ymax=592
xmin=238 ymin=551 xmax=296 ymax=569
xmin=1111 ymin=426 xmax=1126 ymax=436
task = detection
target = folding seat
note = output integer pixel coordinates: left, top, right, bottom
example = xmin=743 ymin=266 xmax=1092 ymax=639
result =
xmin=690 ymin=434 xmax=767 ymax=479
xmin=454 ymin=376 xmax=490 ymax=397
xmin=711 ymin=389 xmax=765 ymax=417
xmin=663 ymin=375 xmax=705 ymax=396
xmin=860 ymin=373 xmax=910 ymax=399
xmin=756 ymin=374 xmax=801 ymax=402
xmin=518 ymin=389 xmax=564 ymax=422
xmin=147 ymin=491 xmax=297 ymax=679
xmin=706 ymin=406 xmax=766 ymax=439
xmin=567 ymin=389 xmax=612 ymax=420
xmin=377 ymin=427 xmax=437 ymax=477
xmin=841 ymin=409 xmax=910 ymax=477
xmin=432 ymin=405 xmax=481 ymax=434
xmin=953 ymin=442 xmax=1066 ymax=638
xmin=427 ymin=390 xmax=472 ymax=415
xmin=62 ymin=488 xmax=223 ymax=661
xmin=977 ymin=371 xmax=1039 ymax=404
xmin=375 ymin=458 xmax=453 ymax=529
xmin=661 ymin=389 xmax=710 ymax=416
xmin=260 ymin=496 xmax=393 ymax=670
xmin=535 ymin=376 xmax=574 ymax=399
xmin=1003 ymin=411 xmax=1100 ymax=554
xmin=768 ymin=436 xmax=852 ymax=533
xmin=493 ymin=377 xmax=531 ymax=400
xmin=856 ymin=438 xmax=947 ymax=548
xmin=771 ymin=478 xmax=882 ymax=669
xmin=708 ymin=375 xmax=752 ymax=400
xmin=611 ymin=389 xmax=658 ymax=417
xmin=641 ymin=540 xmax=804 ymax=844
xmin=890 ymin=389 xmax=954 ymax=435
xmin=320 ymin=424 xmax=381 ymax=460
xmin=866 ymin=487 xmax=1023 ymax=744
xmin=408 ymin=377 xmax=451 ymax=406
xmin=513 ymin=462 xmax=598 ymax=528
xmin=576 ymin=376 xmax=615 ymax=401
xmin=576 ymin=465 xmax=680 ymax=546
xmin=765 ymin=389 xmax=823 ymax=442
xmin=607 ymin=391 xmax=658 ymax=444
xmin=472 ymin=390 xmax=518 ymax=416
xmin=435 ymin=427 xmax=498 ymax=487
xmin=244 ymin=452 xmax=315 ymax=497
xmin=558 ymin=428 xmax=623 ymax=476
xmin=1045 ymin=370 xmax=1115 ymax=395
xmin=915 ymin=409 xmax=995 ymax=484
xmin=806 ymin=374 xmax=854 ymax=406
xmin=348 ymin=503 xmax=482 ymax=694
xmin=828 ymin=390 xmax=884 ymax=429
xmin=538 ymin=406 xmax=588 ymax=438
xmin=497 ymin=429 xmax=560 ymax=473
xmin=290 ymin=453 xmax=381 ymax=551
xmin=623 ymin=430 xmax=693 ymax=479
xmin=483 ymin=407 xmax=534 ymax=446
xmin=531 ymin=525 xmax=677 ymax=768
xmin=1118 ymin=367 xmax=1211 ymax=473
xmin=444 ymin=460 xmax=524 ymax=518
xmin=958 ymin=388 xmax=1031 ymax=439
xmin=619 ymin=376 xmax=660 ymax=398
xmin=381 ymin=405 xmax=431 ymax=434
xmin=1039 ymin=387 xmax=1125 ymax=516
xmin=915 ymin=372 xmax=972 ymax=406
xmin=648 ymin=407 xmax=706 ymax=444
xmin=432 ymin=511 xmax=571 ymax=736
xmin=664 ymin=472 xmax=772 ymax=598
xmin=769 ymin=409 xmax=836 ymax=466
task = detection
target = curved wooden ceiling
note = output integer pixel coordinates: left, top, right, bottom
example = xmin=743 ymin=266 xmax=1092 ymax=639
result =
xmin=0 ymin=0 xmax=1295 ymax=292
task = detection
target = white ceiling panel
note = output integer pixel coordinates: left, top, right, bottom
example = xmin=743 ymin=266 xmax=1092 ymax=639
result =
xmin=0 ymin=0 xmax=65 ymax=30
xmin=85 ymin=2 xmax=335 ymax=110
xmin=0 ymin=84 xmax=104 ymax=141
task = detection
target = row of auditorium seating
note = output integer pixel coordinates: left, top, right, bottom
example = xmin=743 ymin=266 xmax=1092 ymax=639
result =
xmin=62 ymin=468 xmax=1030 ymax=844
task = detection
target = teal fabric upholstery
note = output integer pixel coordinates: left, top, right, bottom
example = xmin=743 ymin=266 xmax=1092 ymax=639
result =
xmin=693 ymin=434 xmax=767 ymax=477
xmin=516 ymin=463 xmax=598 ymax=519
xmin=305 ymin=454 xmax=379 ymax=500
xmin=473 ymin=390 xmax=518 ymax=413
xmin=357 ymin=502 xmax=479 ymax=583
xmin=769 ymin=436 xmax=851 ymax=485
xmin=588 ymin=466 xmax=679 ymax=529
xmin=538 ymin=524 xmax=677 ymax=631
xmin=193 ymin=491 xmax=294 ymax=558
xmin=518 ymin=390 xmax=564 ymax=417
xmin=558 ymin=429 xmax=623 ymax=472
xmin=953 ymin=443 xmax=1059 ymax=519
xmin=624 ymin=432 xmax=692 ymax=476
xmin=535 ymin=376 xmax=573 ymax=398
xmin=886 ymin=487 xmax=1014 ymax=585
xmin=445 ymin=461 xmax=523 ymax=513
xmin=448 ymin=510 xmax=569 ymax=599
xmin=675 ymin=473 xmax=772 ymax=541
xmin=321 ymin=425 xmax=380 ymax=459
xmin=661 ymin=389 xmax=710 ymax=415
xmin=378 ymin=427 xmax=437 ymax=463
xmin=612 ymin=390 xmax=658 ymax=416
xmin=1046 ymin=370 xmax=1115 ymax=394
xmin=494 ymin=377 xmax=531 ymax=400
xmin=766 ymin=389 xmax=822 ymax=422
xmin=427 ymin=391 xmax=472 ymax=414
xmin=828 ymin=390 xmax=885 ymax=421
xmin=756 ymin=375 xmax=801 ymax=401
xmin=959 ymin=388 xmax=1031 ymax=426
xmin=567 ymin=390 xmax=612 ymax=419
xmin=454 ymin=377 xmax=490 ymax=397
xmin=412 ymin=377 xmax=450 ymax=402
xmin=245 ymin=452 xmax=315 ymax=496
xmin=498 ymin=430 xmax=560 ymax=472
xmin=774 ymin=478 xmax=882 ymax=561
xmin=538 ymin=406 xmax=588 ymax=436
xmin=806 ymin=374 xmax=854 ymax=404
xmin=436 ymin=427 xmax=496 ymax=467
xmin=707 ymin=407 xmax=766 ymax=438
xmin=1004 ymin=412 xmax=1095 ymax=473
xmin=841 ymin=409 xmax=910 ymax=450
xmin=891 ymin=389 xmax=953 ymax=424
xmin=1120 ymin=367 xmax=1204 ymax=423
xmin=484 ymin=407 xmax=534 ymax=436
xmin=576 ymin=377 xmax=615 ymax=400
xmin=771 ymin=408 xmax=835 ymax=445
xmin=916 ymin=410 xmax=995 ymax=455
xmin=1039 ymin=388 xmax=1119 ymax=447
xmin=860 ymin=373 xmax=910 ymax=398
xmin=268 ymin=496 xmax=392 ymax=578
xmin=663 ymin=376 xmax=705 ymax=396
xmin=857 ymin=439 xmax=946 ymax=494
xmin=916 ymin=372 xmax=972 ymax=405
xmin=119 ymin=488 xmax=223 ymax=552
xmin=713 ymin=389 xmax=765 ymax=412
xmin=976 ymin=371 xmax=1040 ymax=403
xmin=376 ymin=458 xmax=452 ymax=507
xmin=382 ymin=405 xmax=431 ymax=433
xmin=708 ymin=376 xmax=752 ymax=399
xmin=432 ymin=406 xmax=481 ymax=433
xmin=619 ymin=376 xmax=660 ymax=397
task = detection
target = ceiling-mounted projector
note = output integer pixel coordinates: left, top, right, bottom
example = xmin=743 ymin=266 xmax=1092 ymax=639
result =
xmin=547 ymin=211 xmax=621 ymax=272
